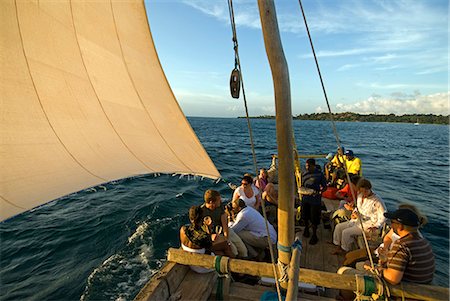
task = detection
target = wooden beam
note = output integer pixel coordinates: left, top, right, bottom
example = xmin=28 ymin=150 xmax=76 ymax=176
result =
xmin=286 ymin=243 xmax=301 ymax=300
xmin=257 ymin=0 xmax=295 ymax=277
xmin=167 ymin=248 xmax=449 ymax=301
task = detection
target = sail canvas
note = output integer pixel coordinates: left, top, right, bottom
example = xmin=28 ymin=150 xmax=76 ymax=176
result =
xmin=0 ymin=0 xmax=220 ymax=221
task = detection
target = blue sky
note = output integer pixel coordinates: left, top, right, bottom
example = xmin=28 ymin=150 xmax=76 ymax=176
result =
xmin=145 ymin=0 xmax=448 ymax=117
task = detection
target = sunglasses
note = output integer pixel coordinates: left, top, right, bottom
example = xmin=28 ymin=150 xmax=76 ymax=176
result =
xmin=241 ymin=182 xmax=249 ymax=186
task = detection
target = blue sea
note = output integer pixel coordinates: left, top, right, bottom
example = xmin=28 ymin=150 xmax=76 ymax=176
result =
xmin=1 ymin=118 xmax=449 ymax=300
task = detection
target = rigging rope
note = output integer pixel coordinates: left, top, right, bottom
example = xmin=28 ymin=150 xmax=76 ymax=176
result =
xmin=297 ymin=0 xmax=377 ymax=271
xmin=226 ymin=1 xmax=282 ymax=300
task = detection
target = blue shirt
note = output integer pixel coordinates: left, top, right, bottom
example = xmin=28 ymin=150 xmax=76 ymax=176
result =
xmin=301 ymin=169 xmax=327 ymax=205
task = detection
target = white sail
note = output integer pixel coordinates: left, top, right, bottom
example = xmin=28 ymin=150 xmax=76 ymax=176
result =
xmin=0 ymin=0 xmax=220 ymax=221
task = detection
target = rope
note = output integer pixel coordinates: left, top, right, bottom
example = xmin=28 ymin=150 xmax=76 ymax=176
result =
xmin=297 ymin=0 xmax=377 ymax=271
xmin=227 ymin=1 xmax=282 ymax=300
xmin=214 ymin=256 xmax=230 ymax=301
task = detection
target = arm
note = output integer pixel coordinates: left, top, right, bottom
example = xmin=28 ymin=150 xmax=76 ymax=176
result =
xmin=232 ymin=188 xmax=240 ymax=202
xmin=371 ymin=200 xmax=386 ymax=228
xmin=229 ymin=211 xmax=248 ymax=233
xmin=221 ymin=212 xmax=229 ymax=239
xmin=355 ymin=158 xmax=362 ymax=175
xmin=383 ymin=228 xmax=394 ymax=248
xmin=382 ymin=267 xmax=404 ymax=285
xmin=254 ymin=187 xmax=262 ymax=209
xmin=320 ymin=174 xmax=327 ymax=193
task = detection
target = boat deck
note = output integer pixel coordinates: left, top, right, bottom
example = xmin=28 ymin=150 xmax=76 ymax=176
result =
xmin=299 ymin=224 xmax=344 ymax=272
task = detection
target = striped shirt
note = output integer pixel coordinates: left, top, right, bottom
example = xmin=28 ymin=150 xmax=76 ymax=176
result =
xmin=387 ymin=232 xmax=435 ymax=284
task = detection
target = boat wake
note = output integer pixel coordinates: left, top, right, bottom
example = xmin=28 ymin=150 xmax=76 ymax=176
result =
xmin=80 ymin=220 xmax=166 ymax=301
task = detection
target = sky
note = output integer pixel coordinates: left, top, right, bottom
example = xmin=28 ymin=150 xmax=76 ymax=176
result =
xmin=145 ymin=0 xmax=448 ymax=117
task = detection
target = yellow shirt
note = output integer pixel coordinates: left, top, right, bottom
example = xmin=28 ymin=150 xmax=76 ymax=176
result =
xmin=345 ymin=157 xmax=362 ymax=175
xmin=331 ymin=154 xmax=346 ymax=167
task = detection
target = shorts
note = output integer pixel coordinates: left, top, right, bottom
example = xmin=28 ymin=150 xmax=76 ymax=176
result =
xmin=301 ymin=202 xmax=321 ymax=225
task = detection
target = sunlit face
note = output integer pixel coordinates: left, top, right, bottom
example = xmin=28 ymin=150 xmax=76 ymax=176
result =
xmin=391 ymin=219 xmax=401 ymax=235
xmin=306 ymin=162 xmax=315 ymax=172
xmin=205 ymin=196 xmax=220 ymax=210
xmin=359 ymin=187 xmax=371 ymax=197
xmin=259 ymin=169 xmax=267 ymax=179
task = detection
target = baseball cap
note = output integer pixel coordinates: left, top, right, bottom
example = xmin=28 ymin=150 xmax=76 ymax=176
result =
xmin=344 ymin=150 xmax=354 ymax=156
xmin=384 ymin=208 xmax=420 ymax=227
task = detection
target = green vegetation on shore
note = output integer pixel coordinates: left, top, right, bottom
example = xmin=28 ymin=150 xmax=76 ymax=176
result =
xmin=241 ymin=113 xmax=449 ymax=125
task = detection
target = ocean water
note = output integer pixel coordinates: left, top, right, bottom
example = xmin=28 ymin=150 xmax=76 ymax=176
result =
xmin=1 ymin=118 xmax=448 ymax=300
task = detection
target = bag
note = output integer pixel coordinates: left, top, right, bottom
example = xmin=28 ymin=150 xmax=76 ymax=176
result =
xmin=212 ymin=234 xmax=233 ymax=257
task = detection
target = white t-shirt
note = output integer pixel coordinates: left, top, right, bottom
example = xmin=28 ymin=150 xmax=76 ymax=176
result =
xmin=233 ymin=185 xmax=260 ymax=208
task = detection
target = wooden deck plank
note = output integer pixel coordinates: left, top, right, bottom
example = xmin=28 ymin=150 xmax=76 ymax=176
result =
xmin=210 ymin=281 xmax=336 ymax=301
xmin=134 ymin=262 xmax=189 ymax=301
xmin=174 ymin=270 xmax=217 ymax=301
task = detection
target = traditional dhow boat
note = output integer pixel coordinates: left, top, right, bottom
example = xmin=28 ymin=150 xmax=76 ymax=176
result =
xmin=1 ymin=1 xmax=448 ymax=300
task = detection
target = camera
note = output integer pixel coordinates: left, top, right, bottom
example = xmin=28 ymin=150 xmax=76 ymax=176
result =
xmin=225 ymin=202 xmax=233 ymax=213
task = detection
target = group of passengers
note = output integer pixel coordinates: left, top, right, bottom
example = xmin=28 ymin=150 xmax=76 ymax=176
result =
xmin=320 ymin=147 xmax=435 ymax=291
xmin=180 ymin=177 xmax=278 ymax=266
xmin=179 ymin=148 xmax=436 ymax=288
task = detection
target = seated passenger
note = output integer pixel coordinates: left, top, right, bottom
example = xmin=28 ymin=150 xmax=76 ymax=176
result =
xmin=371 ymin=207 xmax=434 ymax=284
xmin=331 ymin=175 xmax=361 ymax=226
xmin=267 ymin=154 xmax=278 ymax=184
xmin=375 ymin=203 xmax=427 ymax=259
xmin=228 ymin=199 xmax=277 ymax=260
xmin=201 ymin=189 xmax=247 ymax=258
xmin=332 ymin=178 xmax=386 ymax=254
xmin=335 ymin=175 xmax=360 ymax=206
xmin=180 ymin=205 xmax=233 ymax=270
xmin=232 ymin=175 xmax=262 ymax=210
xmin=344 ymin=150 xmax=362 ymax=176
xmin=331 ymin=147 xmax=346 ymax=169
xmin=255 ymin=168 xmax=268 ymax=191
xmin=323 ymin=152 xmax=334 ymax=183
xmin=261 ymin=182 xmax=278 ymax=227
xmin=330 ymin=147 xmax=346 ymax=186
xmin=336 ymin=206 xmax=434 ymax=300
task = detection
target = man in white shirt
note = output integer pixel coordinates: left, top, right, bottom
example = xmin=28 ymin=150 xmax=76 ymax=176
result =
xmin=228 ymin=199 xmax=277 ymax=259
xmin=332 ymin=178 xmax=386 ymax=254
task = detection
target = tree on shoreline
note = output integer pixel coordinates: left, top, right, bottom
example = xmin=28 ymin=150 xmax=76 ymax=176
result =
xmin=241 ymin=113 xmax=449 ymax=125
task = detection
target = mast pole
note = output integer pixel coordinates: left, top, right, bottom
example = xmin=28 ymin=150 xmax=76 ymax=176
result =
xmin=257 ymin=0 xmax=295 ymax=291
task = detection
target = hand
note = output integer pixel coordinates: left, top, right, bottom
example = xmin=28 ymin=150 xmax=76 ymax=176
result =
xmin=344 ymin=203 xmax=353 ymax=211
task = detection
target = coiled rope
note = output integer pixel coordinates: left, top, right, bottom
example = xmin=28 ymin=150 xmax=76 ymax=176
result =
xmin=226 ymin=1 xmax=282 ymax=300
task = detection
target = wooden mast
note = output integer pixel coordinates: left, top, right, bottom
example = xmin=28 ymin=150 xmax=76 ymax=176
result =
xmin=257 ymin=0 xmax=296 ymax=292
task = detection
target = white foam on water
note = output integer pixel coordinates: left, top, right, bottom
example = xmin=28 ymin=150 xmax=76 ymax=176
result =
xmin=128 ymin=221 xmax=149 ymax=244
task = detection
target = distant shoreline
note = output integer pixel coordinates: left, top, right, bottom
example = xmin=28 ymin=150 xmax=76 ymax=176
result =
xmin=237 ymin=112 xmax=449 ymax=125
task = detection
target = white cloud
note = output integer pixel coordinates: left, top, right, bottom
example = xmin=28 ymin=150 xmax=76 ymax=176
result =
xmin=337 ymin=64 xmax=360 ymax=71
xmin=333 ymin=92 xmax=449 ymax=115
xmin=356 ymin=82 xmax=446 ymax=90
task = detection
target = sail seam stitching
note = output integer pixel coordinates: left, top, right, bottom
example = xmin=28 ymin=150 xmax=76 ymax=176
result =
xmin=14 ymin=0 xmax=106 ymax=182
xmin=109 ymin=1 xmax=192 ymax=173
xmin=69 ymin=0 xmax=155 ymax=173
xmin=0 ymin=195 xmax=26 ymax=210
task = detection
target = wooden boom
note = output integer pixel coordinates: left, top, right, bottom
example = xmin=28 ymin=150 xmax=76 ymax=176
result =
xmin=168 ymin=248 xmax=449 ymax=301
